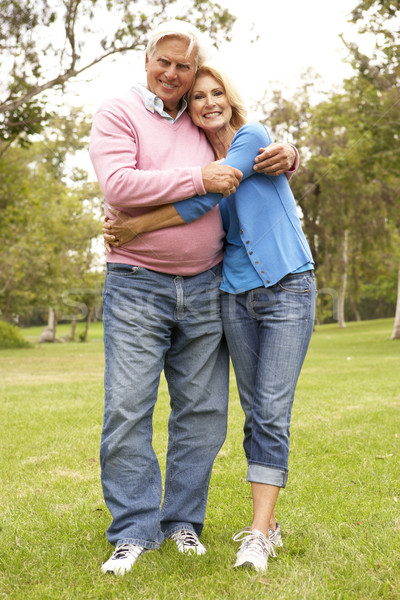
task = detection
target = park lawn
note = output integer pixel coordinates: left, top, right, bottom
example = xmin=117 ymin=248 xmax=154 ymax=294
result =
xmin=0 ymin=318 xmax=399 ymax=599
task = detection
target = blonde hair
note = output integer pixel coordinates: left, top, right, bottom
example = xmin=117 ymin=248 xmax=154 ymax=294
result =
xmin=189 ymin=64 xmax=247 ymax=130
xmin=145 ymin=20 xmax=211 ymax=69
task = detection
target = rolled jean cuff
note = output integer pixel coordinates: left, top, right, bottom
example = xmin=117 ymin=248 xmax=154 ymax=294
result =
xmin=247 ymin=463 xmax=288 ymax=488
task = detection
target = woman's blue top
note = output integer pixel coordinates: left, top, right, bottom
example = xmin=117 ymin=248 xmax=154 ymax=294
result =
xmin=173 ymin=122 xmax=314 ymax=294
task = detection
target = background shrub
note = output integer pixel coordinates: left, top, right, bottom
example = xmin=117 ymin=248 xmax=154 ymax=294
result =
xmin=0 ymin=320 xmax=31 ymax=349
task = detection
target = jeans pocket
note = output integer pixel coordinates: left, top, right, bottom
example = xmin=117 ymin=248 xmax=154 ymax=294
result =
xmin=277 ymin=272 xmax=314 ymax=294
xmin=207 ymin=261 xmax=223 ymax=284
xmin=106 ymin=263 xmax=140 ymax=278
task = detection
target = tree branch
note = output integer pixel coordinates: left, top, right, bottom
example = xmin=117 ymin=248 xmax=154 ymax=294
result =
xmin=0 ymin=45 xmax=137 ymax=114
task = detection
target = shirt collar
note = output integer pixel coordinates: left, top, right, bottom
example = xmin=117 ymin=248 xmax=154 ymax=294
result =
xmin=132 ymin=83 xmax=188 ymax=123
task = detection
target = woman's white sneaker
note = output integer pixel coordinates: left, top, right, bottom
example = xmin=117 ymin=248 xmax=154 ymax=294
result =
xmin=101 ymin=543 xmax=147 ymax=575
xmin=233 ymin=528 xmax=276 ymax=572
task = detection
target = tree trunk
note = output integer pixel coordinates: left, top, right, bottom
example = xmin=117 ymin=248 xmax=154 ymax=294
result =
xmin=39 ymin=307 xmax=58 ymax=343
xmin=3 ymin=292 xmax=11 ymax=322
xmin=391 ymin=265 xmax=400 ymax=340
xmin=81 ymin=306 xmax=93 ymax=343
xmin=338 ymin=229 xmax=348 ymax=329
xmin=69 ymin=307 xmax=80 ymax=341
xmin=48 ymin=307 xmax=58 ymax=341
xmin=350 ymin=297 xmax=361 ymax=322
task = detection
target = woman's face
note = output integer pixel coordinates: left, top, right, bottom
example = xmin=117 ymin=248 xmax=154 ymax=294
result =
xmin=189 ymin=74 xmax=233 ymax=133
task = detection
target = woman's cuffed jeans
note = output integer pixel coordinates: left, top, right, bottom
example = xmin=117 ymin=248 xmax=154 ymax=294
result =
xmin=221 ymin=271 xmax=316 ymax=488
xmin=101 ymin=263 xmax=229 ymax=549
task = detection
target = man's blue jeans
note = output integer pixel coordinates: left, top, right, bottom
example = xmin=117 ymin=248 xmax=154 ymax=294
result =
xmin=221 ymin=271 xmax=316 ymax=488
xmin=101 ymin=262 xmax=229 ymax=549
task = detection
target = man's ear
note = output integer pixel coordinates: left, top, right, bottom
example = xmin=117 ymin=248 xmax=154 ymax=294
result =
xmin=145 ymin=54 xmax=149 ymax=71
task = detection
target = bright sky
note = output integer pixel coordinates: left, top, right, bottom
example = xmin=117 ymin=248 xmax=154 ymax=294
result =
xmin=216 ymin=0 xmax=359 ymax=109
xmin=71 ymin=0 xmax=366 ymax=117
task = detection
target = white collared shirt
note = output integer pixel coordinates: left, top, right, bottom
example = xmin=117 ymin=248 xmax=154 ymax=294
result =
xmin=132 ymin=83 xmax=188 ymax=123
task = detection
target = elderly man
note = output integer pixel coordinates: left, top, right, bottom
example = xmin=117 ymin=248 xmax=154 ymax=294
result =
xmin=90 ymin=19 xmax=296 ymax=576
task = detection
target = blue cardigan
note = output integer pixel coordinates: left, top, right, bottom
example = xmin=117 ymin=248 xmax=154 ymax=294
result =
xmin=174 ymin=122 xmax=314 ymax=290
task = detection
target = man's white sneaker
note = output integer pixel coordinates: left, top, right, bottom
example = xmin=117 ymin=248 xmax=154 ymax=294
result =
xmin=169 ymin=529 xmax=206 ymax=555
xmin=101 ymin=543 xmax=147 ymax=575
xmin=232 ymin=528 xmax=276 ymax=572
xmin=269 ymin=522 xmax=283 ymax=548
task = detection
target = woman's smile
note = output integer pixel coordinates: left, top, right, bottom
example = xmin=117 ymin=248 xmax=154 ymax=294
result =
xmin=203 ymin=110 xmax=222 ymax=118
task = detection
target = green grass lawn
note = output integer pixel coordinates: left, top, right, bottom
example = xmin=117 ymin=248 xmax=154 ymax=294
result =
xmin=1 ymin=319 xmax=399 ymax=599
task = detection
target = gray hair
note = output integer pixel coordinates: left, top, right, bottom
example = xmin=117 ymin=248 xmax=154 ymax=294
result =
xmin=145 ymin=19 xmax=211 ymax=69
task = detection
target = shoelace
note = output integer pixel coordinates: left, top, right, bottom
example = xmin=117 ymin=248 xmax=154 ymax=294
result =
xmin=232 ymin=528 xmax=276 ymax=558
xmin=172 ymin=529 xmax=200 ymax=547
xmin=111 ymin=543 xmax=143 ymax=560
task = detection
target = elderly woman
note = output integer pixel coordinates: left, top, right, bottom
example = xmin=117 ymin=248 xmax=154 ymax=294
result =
xmin=104 ymin=65 xmax=316 ymax=573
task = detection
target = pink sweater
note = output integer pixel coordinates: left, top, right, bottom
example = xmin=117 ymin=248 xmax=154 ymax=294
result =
xmin=89 ymin=90 xmax=225 ymax=275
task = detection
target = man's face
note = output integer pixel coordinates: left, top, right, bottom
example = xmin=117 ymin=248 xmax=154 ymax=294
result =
xmin=145 ymin=36 xmax=197 ymax=117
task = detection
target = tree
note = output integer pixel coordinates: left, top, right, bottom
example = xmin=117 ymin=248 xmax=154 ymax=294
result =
xmin=254 ymin=4 xmax=400 ymax=329
xmin=348 ymin=0 xmax=400 ymax=338
xmin=257 ymin=71 xmax=395 ymax=327
xmin=305 ymin=76 xmax=395 ymax=327
xmin=0 ymin=112 xmax=102 ymax=324
xmin=0 ymin=0 xmax=236 ymax=150
xmin=60 ymin=270 xmax=104 ymax=342
xmin=350 ymin=0 xmax=400 ymax=77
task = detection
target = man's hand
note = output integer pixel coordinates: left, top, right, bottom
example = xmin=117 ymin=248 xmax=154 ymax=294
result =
xmin=201 ymin=161 xmax=243 ymax=197
xmin=253 ymin=143 xmax=296 ymax=176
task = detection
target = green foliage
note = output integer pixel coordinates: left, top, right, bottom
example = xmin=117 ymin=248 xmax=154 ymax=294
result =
xmin=0 ymin=320 xmax=31 ymax=348
xmin=345 ymin=0 xmax=400 ymax=336
xmin=0 ymin=112 xmax=103 ymax=320
xmin=257 ymin=5 xmax=400 ymax=325
xmin=0 ymin=102 xmax=50 ymax=147
xmin=0 ymin=319 xmax=399 ymax=598
xmin=351 ymin=0 xmax=400 ymax=71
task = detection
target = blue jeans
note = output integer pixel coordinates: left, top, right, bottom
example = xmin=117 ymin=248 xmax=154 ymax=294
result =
xmin=101 ymin=263 xmax=229 ymax=549
xmin=221 ymin=271 xmax=316 ymax=488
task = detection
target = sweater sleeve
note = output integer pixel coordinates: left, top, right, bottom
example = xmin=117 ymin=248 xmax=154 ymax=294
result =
xmin=89 ymin=105 xmax=206 ymax=209
xmin=174 ymin=123 xmax=272 ymax=223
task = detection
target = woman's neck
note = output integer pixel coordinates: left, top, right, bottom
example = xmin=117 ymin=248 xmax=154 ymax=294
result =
xmin=205 ymin=125 xmax=238 ymax=160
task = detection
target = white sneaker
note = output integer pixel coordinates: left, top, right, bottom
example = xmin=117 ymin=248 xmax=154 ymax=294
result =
xmin=101 ymin=543 xmax=147 ymax=575
xmin=232 ymin=528 xmax=276 ymax=572
xmin=169 ymin=529 xmax=206 ymax=555
xmin=269 ymin=522 xmax=283 ymax=548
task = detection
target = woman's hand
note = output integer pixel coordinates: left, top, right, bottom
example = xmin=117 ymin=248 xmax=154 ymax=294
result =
xmin=103 ymin=207 xmax=139 ymax=252
xmin=103 ymin=204 xmax=186 ymax=251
